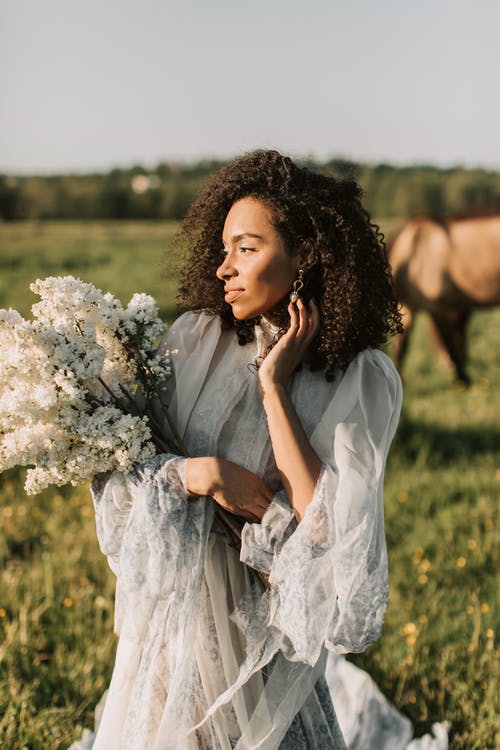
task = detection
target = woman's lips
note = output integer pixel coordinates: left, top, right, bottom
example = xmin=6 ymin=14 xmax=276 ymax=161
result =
xmin=224 ymin=290 xmax=244 ymax=303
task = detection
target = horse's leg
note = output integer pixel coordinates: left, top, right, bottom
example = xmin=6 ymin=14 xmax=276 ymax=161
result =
xmin=429 ymin=319 xmax=452 ymax=369
xmin=394 ymin=304 xmax=414 ymax=377
xmin=454 ymin=308 xmax=471 ymax=382
xmin=430 ymin=309 xmax=471 ymax=386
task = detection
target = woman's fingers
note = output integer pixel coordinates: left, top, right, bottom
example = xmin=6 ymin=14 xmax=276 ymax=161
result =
xmin=296 ymin=299 xmax=310 ymax=338
xmin=287 ymin=301 xmax=308 ymax=343
xmin=237 ymin=509 xmax=260 ymax=523
xmin=258 ymin=298 xmax=320 ymax=389
xmin=259 ymin=480 xmax=275 ymax=503
xmin=289 ymin=298 xmax=318 ymax=347
xmin=286 ymin=302 xmax=300 ymax=336
xmin=214 ymin=486 xmax=274 ymax=521
xmin=305 ymin=298 xmax=320 ymax=341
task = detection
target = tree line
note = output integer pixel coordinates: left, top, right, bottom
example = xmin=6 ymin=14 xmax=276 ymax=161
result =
xmin=1 ymin=159 xmax=500 ymax=221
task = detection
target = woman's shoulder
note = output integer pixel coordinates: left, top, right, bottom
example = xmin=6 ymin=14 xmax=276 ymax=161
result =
xmin=305 ymin=346 xmax=399 ymax=384
xmin=165 ymin=309 xmax=221 ymax=342
xmin=170 ymin=308 xmax=219 ymax=331
xmin=340 ymin=347 xmax=403 ymax=410
xmin=349 ymin=347 xmax=401 ymax=381
xmin=305 ymin=347 xmax=402 ymax=462
xmin=156 ymin=310 xmax=222 ymax=363
xmin=329 ymin=347 xmax=402 ymax=414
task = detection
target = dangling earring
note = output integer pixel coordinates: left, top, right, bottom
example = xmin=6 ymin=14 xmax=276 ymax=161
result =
xmin=289 ymin=269 xmax=304 ymax=304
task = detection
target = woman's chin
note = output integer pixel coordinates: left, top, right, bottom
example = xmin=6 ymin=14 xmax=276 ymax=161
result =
xmin=231 ymin=305 xmax=261 ymax=321
xmin=231 ymin=299 xmax=287 ymax=322
xmin=231 ymin=310 xmax=250 ymax=321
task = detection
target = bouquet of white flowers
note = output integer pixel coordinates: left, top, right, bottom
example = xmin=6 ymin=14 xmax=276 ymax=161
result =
xmin=0 ymin=275 xmax=183 ymax=494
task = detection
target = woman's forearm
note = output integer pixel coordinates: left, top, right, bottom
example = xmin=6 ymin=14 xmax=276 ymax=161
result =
xmin=185 ymin=457 xmax=274 ymax=521
xmin=260 ymin=383 xmax=321 ymax=521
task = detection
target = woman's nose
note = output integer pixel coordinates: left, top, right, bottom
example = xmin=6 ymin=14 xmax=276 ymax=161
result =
xmin=216 ymin=254 xmax=237 ymax=281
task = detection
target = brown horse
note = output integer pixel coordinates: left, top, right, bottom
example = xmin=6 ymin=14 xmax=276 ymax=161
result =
xmin=387 ymin=214 xmax=500 ymax=385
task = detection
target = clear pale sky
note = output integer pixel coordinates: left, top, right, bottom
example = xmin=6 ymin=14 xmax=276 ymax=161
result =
xmin=1 ymin=0 xmax=499 ymax=174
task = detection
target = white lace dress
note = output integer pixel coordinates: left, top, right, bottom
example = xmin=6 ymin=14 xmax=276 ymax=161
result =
xmin=75 ymin=310 xmax=404 ymax=749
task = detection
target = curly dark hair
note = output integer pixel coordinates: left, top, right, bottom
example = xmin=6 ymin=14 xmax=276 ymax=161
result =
xmin=176 ymin=149 xmax=402 ymax=380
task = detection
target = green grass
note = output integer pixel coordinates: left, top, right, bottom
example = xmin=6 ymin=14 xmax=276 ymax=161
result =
xmin=0 ymin=221 xmax=499 ymax=749
xmin=356 ymin=308 xmax=500 ymax=749
xmin=0 ymin=220 xmax=182 ymax=321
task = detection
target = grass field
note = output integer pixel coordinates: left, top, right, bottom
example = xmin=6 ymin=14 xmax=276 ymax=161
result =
xmin=0 ymin=221 xmax=498 ymax=749
xmin=0 ymin=221 xmax=182 ymax=321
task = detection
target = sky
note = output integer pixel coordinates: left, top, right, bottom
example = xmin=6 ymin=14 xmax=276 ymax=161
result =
xmin=1 ymin=0 xmax=499 ymax=174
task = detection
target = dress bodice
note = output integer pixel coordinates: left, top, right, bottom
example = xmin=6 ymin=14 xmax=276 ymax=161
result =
xmin=183 ymin=319 xmax=338 ymax=491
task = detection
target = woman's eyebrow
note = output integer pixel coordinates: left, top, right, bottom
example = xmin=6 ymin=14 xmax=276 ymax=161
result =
xmin=234 ymin=232 xmax=263 ymax=241
xmin=223 ymin=232 xmax=264 ymax=244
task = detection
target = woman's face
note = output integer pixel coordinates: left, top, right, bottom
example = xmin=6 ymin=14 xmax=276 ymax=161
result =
xmin=216 ymin=197 xmax=300 ymax=320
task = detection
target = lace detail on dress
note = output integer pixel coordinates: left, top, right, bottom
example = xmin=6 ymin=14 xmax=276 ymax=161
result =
xmin=81 ymin=312 xmax=405 ymax=749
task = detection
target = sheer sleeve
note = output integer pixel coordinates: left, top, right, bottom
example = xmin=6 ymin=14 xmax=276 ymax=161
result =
xmin=90 ymin=456 xmax=187 ymax=578
xmin=90 ymin=311 xmax=220 ymax=583
xmin=150 ymin=310 xmax=221 ymax=440
xmin=240 ymin=349 xmax=402 ymax=664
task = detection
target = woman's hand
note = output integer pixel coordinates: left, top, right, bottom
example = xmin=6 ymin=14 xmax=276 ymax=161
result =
xmin=258 ymin=298 xmax=320 ymax=393
xmin=186 ymin=457 xmax=274 ymax=522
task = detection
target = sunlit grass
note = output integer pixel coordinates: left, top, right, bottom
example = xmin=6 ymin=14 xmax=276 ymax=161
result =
xmin=0 ymin=220 xmax=182 ymax=321
xmin=354 ymin=309 xmax=500 ymax=749
xmin=0 ymin=221 xmax=499 ymax=749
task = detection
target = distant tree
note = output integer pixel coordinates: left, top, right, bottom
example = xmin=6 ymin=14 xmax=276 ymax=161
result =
xmin=1 ymin=161 xmax=499 ymax=221
xmin=101 ymin=186 xmax=132 ymax=219
xmin=0 ymin=176 xmax=24 ymax=220
xmin=422 ymin=181 xmax=446 ymax=218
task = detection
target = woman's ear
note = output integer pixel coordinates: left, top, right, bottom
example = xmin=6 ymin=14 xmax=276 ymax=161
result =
xmin=292 ymin=249 xmax=304 ymax=273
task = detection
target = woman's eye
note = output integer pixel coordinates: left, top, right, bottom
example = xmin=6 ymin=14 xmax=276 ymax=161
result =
xmin=221 ymin=246 xmax=254 ymax=255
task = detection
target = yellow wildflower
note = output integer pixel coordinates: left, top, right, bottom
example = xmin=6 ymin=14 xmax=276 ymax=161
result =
xmin=456 ymin=556 xmax=467 ymax=568
xmin=467 ymin=539 xmax=477 ymax=550
xmin=63 ymin=597 xmax=73 ymax=608
xmin=481 ymin=603 xmax=489 ymax=614
xmin=486 ymin=629 xmax=494 ymax=639
xmin=412 ymin=548 xmax=424 ymax=565
xmin=418 ymin=574 xmax=428 ymax=585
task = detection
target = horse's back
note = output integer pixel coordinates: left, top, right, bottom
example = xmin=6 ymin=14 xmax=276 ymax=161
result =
xmin=448 ymin=216 xmax=500 ymax=304
xmin=388 ymin=217 xmax=452 ymax=307
xmin=388 ymin=214 xmax=500 ymax=307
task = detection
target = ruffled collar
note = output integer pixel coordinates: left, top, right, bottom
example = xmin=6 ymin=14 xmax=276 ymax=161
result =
xmin=254 ymin=316 xmax=282 ymax=357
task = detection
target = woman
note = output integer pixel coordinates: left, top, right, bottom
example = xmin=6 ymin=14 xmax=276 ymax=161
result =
xmin=85 ymin=150 xmax=403 ymax=749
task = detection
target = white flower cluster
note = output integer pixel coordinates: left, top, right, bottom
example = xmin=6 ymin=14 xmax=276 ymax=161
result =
xmin=0 ymin=276 xmax=175 ymax=494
